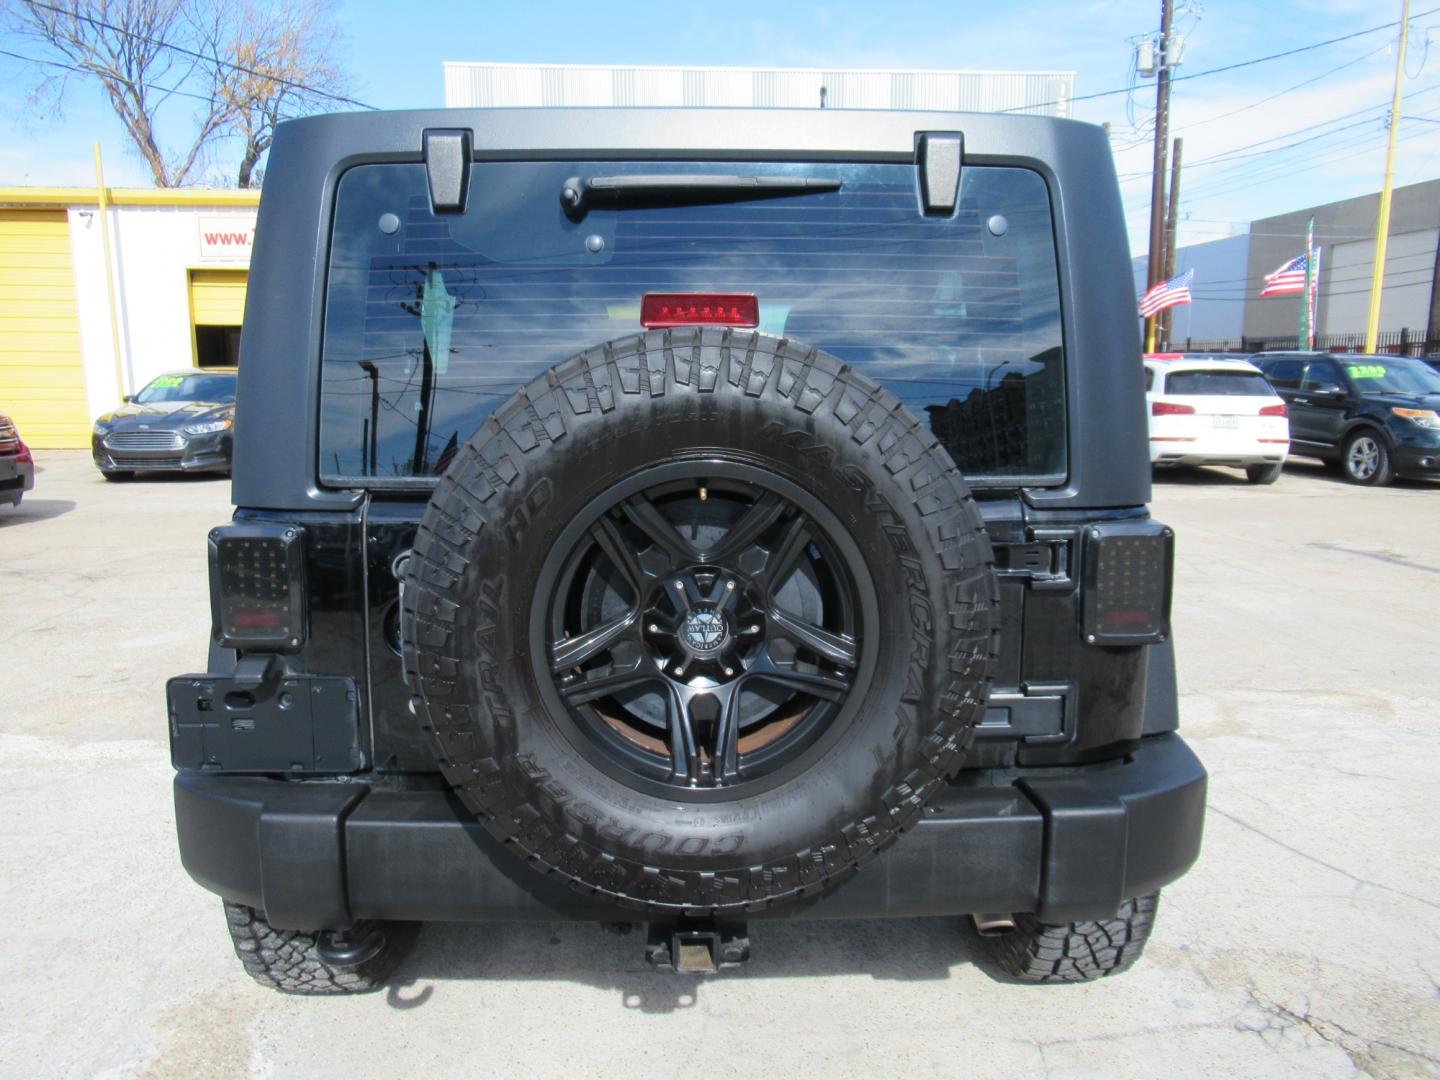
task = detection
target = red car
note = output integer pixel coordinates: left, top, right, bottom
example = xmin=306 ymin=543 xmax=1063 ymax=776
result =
xmin=0 ymin=412 xmax=35 ymax=508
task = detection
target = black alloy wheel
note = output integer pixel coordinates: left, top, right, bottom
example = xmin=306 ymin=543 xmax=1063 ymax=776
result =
xmin=541 ymin=466 xmax=873 ymax=792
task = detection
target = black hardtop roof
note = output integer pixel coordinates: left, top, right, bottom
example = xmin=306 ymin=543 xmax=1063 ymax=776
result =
xmin=232 ymin=106 xmax=1149 ymax=511
xmin=276 ymin=106 xmax=1102 ymax=159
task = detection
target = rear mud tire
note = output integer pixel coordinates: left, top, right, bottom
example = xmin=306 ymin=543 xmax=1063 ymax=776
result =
xmin=982 ymin=892 xmax=1160 ymax=983
xmin=403 ymin=329 xmax=1000 ymax=915
xmin=223 ymin=902 xmax=418 ymax=995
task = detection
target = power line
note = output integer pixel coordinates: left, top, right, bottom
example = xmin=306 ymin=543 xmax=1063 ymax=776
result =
xmin=1119 ymin=85 xmax=1440 ymax=179
xmin=0 ymin=46 xmax=219 ymax=105
xmin=1176 ymin=42 xmax=1394 ymax=133
xmin=1006 ymin=7 xmax=1440 ymax=115
xmin=1175 ymin=114 xmax=1440 ymax=203
xmin=19 ymin=0 xmax=375 ymax=110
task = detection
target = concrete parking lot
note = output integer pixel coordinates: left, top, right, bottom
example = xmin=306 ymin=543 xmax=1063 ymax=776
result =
xmin=1 ymin=452 xmax=1436 ymax=1080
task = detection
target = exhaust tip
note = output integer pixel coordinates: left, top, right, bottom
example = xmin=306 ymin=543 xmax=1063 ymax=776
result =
xmin=971 ymin=913 xmax=1017 ymax=938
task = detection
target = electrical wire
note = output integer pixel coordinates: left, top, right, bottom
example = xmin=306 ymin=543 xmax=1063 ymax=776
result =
xmin=1177 ymin=42 xmax=1392 ymax=133
xmin=0 ymin=46 xmax=220 ymax=105
xmin=18 ymin=0 xmax=375 ymax=110
xmin=1003 ymin=7 xmax=1440 ymax=115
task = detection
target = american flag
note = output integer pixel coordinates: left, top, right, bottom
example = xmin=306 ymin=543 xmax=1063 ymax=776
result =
xmin=1138 ymin=269 xmax=1194 ymax=318
xmin=1260 ymin=254 xmax=1310 ymax=297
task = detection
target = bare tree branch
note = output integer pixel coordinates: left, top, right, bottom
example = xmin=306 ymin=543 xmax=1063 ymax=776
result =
xmin=215 ymin=0 xmax=352 ymax=188
xmin=2 ymin=0 xmax=353 ymax=188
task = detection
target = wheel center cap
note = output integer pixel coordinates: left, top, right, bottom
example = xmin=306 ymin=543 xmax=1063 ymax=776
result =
xmin=681 ymin=608 xmax=728 ymax=654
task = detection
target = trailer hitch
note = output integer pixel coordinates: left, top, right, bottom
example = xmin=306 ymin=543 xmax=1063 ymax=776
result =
xmin=644 ymin=919 xmax=750 ymax=974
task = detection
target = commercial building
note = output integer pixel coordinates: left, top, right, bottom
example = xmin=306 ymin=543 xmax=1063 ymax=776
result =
xmin=444 ymin=62 xmax=1074 ymax=116
xmin=0 ymin=188 xmax=257 ymax=447
xmin=1134 ymin=178 xmax=1440 ymax=350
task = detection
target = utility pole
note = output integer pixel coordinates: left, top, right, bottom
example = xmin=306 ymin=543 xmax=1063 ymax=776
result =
xmin=1145 ymin=0 xmax=1175 ymax=354
xmin=1364 ymin=0 xmax=1411 ymax=353
xmin=1159 ymin=137 xmax=1184 ymax=350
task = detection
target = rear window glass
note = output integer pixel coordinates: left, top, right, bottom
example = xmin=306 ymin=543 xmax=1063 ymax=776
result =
xmin=1163 ymin=370 xmax=1273 ymax=396
xmin=319 ymin=161 xmax=1066 ymax=484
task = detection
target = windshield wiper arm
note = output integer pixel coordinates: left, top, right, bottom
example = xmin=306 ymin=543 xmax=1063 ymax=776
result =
xmin=561 ymin=174 xmax=842 ymax=219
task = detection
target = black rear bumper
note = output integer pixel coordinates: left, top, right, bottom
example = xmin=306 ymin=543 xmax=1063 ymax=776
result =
xmin=175 ymin=732 xmax=1206 ymax=931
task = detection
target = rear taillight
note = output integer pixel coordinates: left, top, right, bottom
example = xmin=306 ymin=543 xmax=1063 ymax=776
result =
xmin=640 ymin=292 xmax=760 ymax=329
xmin=15 ymin=440 xmax=31 ymax=464
xmin=208 ymin=523 xmax=306 ymax=650
xmin=1082 ymin=522 xmax=1174 ymax=647
xmin=1151 ymin=401 xmax=1195 ymax=416
xmin=1259 ymin=403 xmax=1287 ymax=417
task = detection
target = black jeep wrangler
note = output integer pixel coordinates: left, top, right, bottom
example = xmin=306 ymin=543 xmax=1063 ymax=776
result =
xmin=168 ymin=107 xmax=1205 ymax=993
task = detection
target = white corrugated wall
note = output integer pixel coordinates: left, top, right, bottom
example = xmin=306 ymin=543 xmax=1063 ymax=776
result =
xmin=443 ymin=63 xmax=1074 ymax=116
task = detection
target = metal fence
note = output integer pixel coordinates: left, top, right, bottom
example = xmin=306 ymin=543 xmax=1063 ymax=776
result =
xmin=1168 ymin=328 xmax=1440 ymax=356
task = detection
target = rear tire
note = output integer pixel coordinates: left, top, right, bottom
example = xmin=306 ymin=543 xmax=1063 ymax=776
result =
xmin=223 ymin=902 xmax=418 ymax=995
xmin=981 ymin=892 xmax=1159 ymax=983
xmin=1342 ymin=430 xmax=1393 ymax=486
xmin=1245 ymin=462 xmax=1283 ymax=485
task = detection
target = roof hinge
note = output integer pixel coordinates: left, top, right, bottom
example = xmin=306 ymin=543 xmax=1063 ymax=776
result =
xmin=423 ymin=128 xmax=473 ymax=214
xmin=915 ymin=131 xmax=963 ymax=216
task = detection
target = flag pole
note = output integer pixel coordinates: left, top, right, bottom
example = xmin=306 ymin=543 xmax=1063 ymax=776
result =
xmin=1300 ymin=216 xmax=1314 ymax=348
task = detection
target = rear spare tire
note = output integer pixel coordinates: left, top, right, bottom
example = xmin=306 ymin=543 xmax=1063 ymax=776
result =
xmin=403 ymin=329 xmax=999 ymax=913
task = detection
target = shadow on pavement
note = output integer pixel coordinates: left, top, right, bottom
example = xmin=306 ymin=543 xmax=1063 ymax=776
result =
xmin=99 ymin=472 xmax=230 ymax=485
xmin=384 ymin=915 xmax=994 ymax=1013
xmin=0 ymin=498 xmax=76 ymax=525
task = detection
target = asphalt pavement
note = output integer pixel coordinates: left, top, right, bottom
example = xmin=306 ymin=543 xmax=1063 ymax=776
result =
xmin=1 ymin=453 xmax=1436 ymax=1079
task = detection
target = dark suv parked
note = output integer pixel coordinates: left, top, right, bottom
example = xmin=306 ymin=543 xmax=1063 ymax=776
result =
xmin=167 ymin=108 xmax=1205 ymax=993
xmin=1253 ymin=352 xmax=1440 ymax=485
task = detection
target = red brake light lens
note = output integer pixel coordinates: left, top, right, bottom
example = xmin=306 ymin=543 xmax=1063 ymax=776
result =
xmin=641 ymin=293 xmax=759 ymax=329
xmin=1151 ymin=401 xmax=1196 ymax=416
xmin=209 ymin=524 xmax=307 ymax=650
xmin=1259 ymin=403 xmax=1287 ymax=417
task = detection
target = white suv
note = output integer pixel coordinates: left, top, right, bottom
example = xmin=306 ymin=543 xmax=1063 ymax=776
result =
xmin=1144 ymin=354 xmax=1290 ymax=484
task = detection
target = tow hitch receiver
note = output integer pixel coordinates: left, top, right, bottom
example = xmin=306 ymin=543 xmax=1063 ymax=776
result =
xmin=645 ymin=920 xmax=750 ymax=974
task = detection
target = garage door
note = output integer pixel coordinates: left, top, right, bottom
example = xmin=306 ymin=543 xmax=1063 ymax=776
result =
xmin=0 ymin=209 xmax=88 ymax=448
xmin=189 ymin=269 xmax=248 ymax=325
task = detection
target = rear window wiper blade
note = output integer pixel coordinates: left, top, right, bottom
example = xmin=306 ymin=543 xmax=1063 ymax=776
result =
xmin=561 ymin=174 xmax=842 ymax=219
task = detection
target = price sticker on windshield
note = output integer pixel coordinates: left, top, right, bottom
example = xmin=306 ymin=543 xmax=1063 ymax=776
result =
xmin=1346 ymin=364 xmax=1387 ymax=379
xmin=151 ymin=375 xmax=184 ymax=388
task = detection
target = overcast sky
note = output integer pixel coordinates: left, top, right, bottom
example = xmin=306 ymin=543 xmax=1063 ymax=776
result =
xmin=2 ymin=0 xmax=1436 ymax=257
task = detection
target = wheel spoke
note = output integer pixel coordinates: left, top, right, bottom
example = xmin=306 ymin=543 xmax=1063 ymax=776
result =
xmin=589 ymin=514 xmax=650 ymax=593
xmin=621 ymin=495 xmax=697 ymax=567
xmin=767 ymin=606 xmax=858 ymax=668
xmin=747 ymin=658 xmax=850 ymax=702
xmin=709 ymin=679 xmax=745 ymax=783
xmin=551 ymin=610 xmax=638 ymax=672
xmin=558 ymin=658 xmax=658 ymax=705
xmin=755 ymin=513 xmax=813 ymax=596
xmin=664 ymin=683 xmax=703 ymax=785
xmin=700 ymin=491 xmax=787 ymax=563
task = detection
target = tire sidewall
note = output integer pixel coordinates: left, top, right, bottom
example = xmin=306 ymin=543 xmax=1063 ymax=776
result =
xmin=1343 ymin=429 xmax=1391 ymax=485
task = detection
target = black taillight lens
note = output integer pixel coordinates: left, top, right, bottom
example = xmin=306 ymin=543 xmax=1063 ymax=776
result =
xmin=1082 ymin=521 xmax=1173 ymax=646
xmin=208 ymin=523 xmax=306 ymax=650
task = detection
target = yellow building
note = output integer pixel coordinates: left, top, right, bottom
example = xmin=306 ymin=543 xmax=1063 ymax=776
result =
xmin=0 ymin=187 xmax=260 ymax=448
